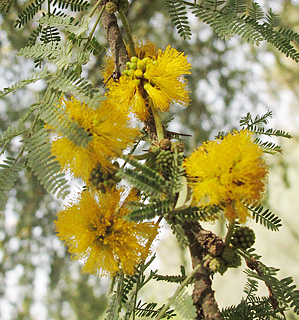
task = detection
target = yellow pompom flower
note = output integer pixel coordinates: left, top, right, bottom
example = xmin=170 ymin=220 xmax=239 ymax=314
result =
xmin=51 ymin=97 xmax=139 ymax=182
xmin=184 ymin=130 xmax=268 ymax=222
xmin=106 ymin=44 xmax=191 ymax=120
xmin=55 ymin=188 xmax=158 ymax=277
xmin=102 ymin=40 xmax=158 ymax=84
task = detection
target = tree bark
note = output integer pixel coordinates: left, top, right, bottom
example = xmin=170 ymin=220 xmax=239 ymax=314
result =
xmin=183 ymin=221 xmax=223 ymax=320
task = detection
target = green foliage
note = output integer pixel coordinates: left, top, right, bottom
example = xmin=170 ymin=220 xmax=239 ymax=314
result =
xmin=190 ymin=2 xmax=263 ymax=43
xmin=135 ymin=301 xmax=176 ymax=319
xmin=171 ymin=288 xmax=196 ymax=320
xmin=247 ymin=2 xmax=264 ymax=21
xmin=168 ymin=150 xmax=185 ymax=194
xmin=14 ymin=0 xmax=46 ymax=28
xmin=240 ymin=110 xmax=273 ymax=128
xmin=165 ymin=0 xmax=192 ymax=40
xmin=221 ymin=296 xmax=284 ymax=319
xmin=0 ymin=68 xmax=49 ymax=99
xmin=0 ymin=0 xmax=13 ymax=13
xmin=51 ymin=0 xmax=89 ymax=12
xmin=254 ymin=137 xmax=282 ymax=154
xmin=245 ymin=267 xmax=299 ymax=315
xmin=117 ymin=156 xmax=170 ymax=198
xmin=165 ymin=0 xmax=299 ymax=61
xmin=22 ymin=127 xmax=70 ymax=198
xmin=27 ymin=23 xmax=43 ymax=46
xmin=245 ymin=203 xmax=282 ymax=231
xmin=126 ymin=199 xmax=172 ymax=221
xmin=153 ymin=266 xmax=187 ymax=284
xmin=18 ymin=40 xmax=73 ymax=69
xmin=172 ymin=205 xmax=220 ymax=222
xmin=40 ymin=25 xmax=61 ymax=43
xmin=0 ymin=120 xmax=27 ymax=155
xmin=36 ymin=88 xmax=92 ymax=148
xmin=0 ymin=157 xmax=24 ymax=211
xmin=49 ymin=69 xmax=105 ymax=107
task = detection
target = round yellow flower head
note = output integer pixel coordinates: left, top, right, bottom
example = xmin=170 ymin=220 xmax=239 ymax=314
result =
xmin=51 ymin=97 xmax=139 ymax=182
xmin=55 ymin=188 xmax=158 ymax=277
xmin=184 ymin=130 xmax=268 ymax=222
xmin=102 ymin=40 xmax=158 ymax=84
xmin=106 ymin=43 xmax=191 ymax=120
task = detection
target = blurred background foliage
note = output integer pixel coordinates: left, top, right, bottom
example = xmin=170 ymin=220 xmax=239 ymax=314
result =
xmin=1 ymin=0 xmax=299 ymax=319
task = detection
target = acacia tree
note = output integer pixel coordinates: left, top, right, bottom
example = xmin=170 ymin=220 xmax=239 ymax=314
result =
xmin=1 ymin=0 xmax=299 ymax=319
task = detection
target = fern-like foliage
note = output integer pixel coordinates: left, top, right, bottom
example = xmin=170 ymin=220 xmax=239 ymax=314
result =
xmin=0 ymin=0 xmax=13 ymax=13
xmin=154 ymin=266 xmax=187 ymax=284
xmin=27 ymin=23 xmax=43 ymax=46
xmin=243 ymin=278 xmax=259 ymax=298
xmin=40 ymin=25 xmax=61 ymax=43
xmin=245 ymin=203 xmax=282 ymax=231
xmin=221 ymin=296 xmax=284 ymax=319
xmin=49 ymin=69 xmax=105 ymax=107
xmin=35 ymin=89 xmax=92 ymax=148
xmin=14 ymin=0 xmax=46 ymax=28
xmin=191 ymin=2 xmax=263 ymax=43
xmin=39 ymin=13 xmax=75 ymax=29
xmin=51 ymin=0 xmax=89 ymax=12
xmin=245 ymin=267 xmax=299 ymax=315
xmin=39 ymin=14 xmax=91 ymax=37
xmin=0 ymin=120 xmax=27 ymax=155
xmin=244 ymin=15 xmax=299 ymax=62
xmin=166 ymin=1 xmax=299 ymax=61
xmin=166 ymin=0 xmax=192 ymax=40
xmin=168 ymin=150 xmax=185 ymax=194
xmin=0 ymin=157 xmax=24 ymax=212
xmin=125 ymin=199 xmax=172 ymax=221
xmin=172 ymin=205 xmax=220 ymax=222
xmin=117 ymin=156 xmax=170 ymax=198
xmin=254 ymin=137 xmax=282 ymax=154
xmin=135 ymin=301 xmax=176 ymax=319
xmin=247 ymin=2 xmax=264 ymax=21
xmin=171 ymin=289 xmax=196 ymax=320
xmin=240 ymin=110 xmax=273 ymax=128
xmin=250 ymin=127 xmax=292 ymax=139
xmin=22 ymin=128 xmax=70 ymax=198
xmin=0 ymin=68 xmax=49 ymax=99
xmin=104 ymin=287 xmax=122 ymax=320
xmin=18 ymin=40 xmax=73 ymax=69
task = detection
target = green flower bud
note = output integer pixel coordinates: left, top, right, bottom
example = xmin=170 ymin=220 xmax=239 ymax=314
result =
xmin=134 ymin=69 xmax=143 ymax=78
xmin=130 ymin=62 xmax=137 ymax=70
xmin=105 ymin=1 xmax=118 ymax=14
xmin=127 ymin=69 xmax=135 ymax=77
xmin=143 ymin=82 xmax=152 ymax=91
xmin=137 ymin=60 xmax=146 ymax=71
xmin=130 ymin=56 xmax=138 ymax=64
xmin=231 ymin=227 xmax=255 ymax=249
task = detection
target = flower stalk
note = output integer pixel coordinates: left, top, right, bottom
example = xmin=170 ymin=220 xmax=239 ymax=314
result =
xmin=118 ymin=8 xmax=136 ymax=57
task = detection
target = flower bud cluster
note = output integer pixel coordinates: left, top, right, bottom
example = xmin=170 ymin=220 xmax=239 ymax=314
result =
xmin=123 ymin=56 xmax=157 ymax=90
xmin=105 ymin=0 xmax=129 ymax=14
xmin=89 ymin=161 xmax=121 ymax=193
xmin=231 ymin=226 xmax=255 ymax=249
xmin=155 ymin=139 xmax=184 ymax=178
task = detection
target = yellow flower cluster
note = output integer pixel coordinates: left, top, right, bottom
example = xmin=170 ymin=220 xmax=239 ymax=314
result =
xmin=55 ymin=188 xmax=158 ymax=276
xmin=51 ymin=97 xmax=139 ymax=182
xmin=52 ymin=41 xmax=189 ymax=277
xmin=184 ymin=130 xmax=268 ymax=222
xmin=105 ymin=43 xmax=191 ymax=120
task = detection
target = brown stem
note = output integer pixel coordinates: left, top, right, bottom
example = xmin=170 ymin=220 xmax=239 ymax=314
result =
xmin=246 ymin=257 xmax=286 ymax=318
xmin=101 ymin=4 xmax=129 ymax=77
xmin=101 ymin=6 xmax=222 ymax=318
xmin=183 ymin=221 xmax=223 ymax=320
